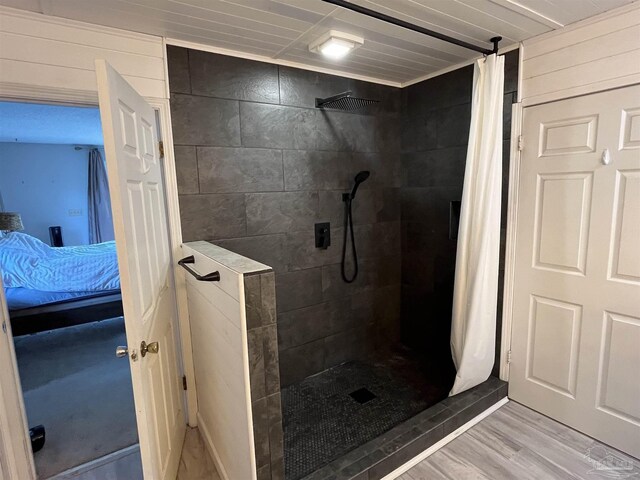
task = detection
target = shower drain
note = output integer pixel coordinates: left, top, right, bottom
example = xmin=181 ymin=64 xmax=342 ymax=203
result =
xmin=349 ymin=387 xmax=376 ymax=404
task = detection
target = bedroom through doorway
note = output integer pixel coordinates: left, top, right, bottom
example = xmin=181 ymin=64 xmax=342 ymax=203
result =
xmin=0 ymin=101 xmax=140 ymax=479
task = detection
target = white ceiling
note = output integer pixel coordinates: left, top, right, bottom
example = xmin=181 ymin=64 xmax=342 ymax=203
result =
xmin=0 ymin=102 xmax=103 ymax=145
xmin=1 ymin=0 xmax=635 ymax=85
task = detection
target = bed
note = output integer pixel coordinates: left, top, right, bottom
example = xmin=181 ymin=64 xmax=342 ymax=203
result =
xmin=1 ymin=233 xmax=123 ymax=335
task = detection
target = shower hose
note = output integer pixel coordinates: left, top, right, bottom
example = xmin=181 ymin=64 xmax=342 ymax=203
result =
xmin=341 ymin=197 xmax=359 ymax=283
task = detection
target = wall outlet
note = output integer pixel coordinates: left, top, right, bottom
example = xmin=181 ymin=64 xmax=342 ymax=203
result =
xmin=68 ymin=208 xmax=83 ymax=217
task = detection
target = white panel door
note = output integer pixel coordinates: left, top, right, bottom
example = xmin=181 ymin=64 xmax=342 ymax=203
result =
xmin=510 ymin=85 xmax=640 ymax=459
xmin=95 ymin=60 xmax=185 ymax=479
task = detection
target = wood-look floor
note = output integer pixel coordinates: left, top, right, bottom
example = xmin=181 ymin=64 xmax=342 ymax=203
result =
xmin=176 ymin=427 xmax=221 ymax=480
xmin=397 ymin=401 xmax=640 ymax=480
xmin=52 ymin=401 xmax=639 ymax=480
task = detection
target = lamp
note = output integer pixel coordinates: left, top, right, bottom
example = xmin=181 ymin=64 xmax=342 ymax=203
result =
xmin=0 ymin=212 xmax=24 ymax=232
xmin=309 ymin=30 xmax=364 ymax=60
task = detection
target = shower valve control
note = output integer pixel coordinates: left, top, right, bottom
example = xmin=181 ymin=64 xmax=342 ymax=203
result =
xmin=315 ymin=222 xmax=331 ymax=250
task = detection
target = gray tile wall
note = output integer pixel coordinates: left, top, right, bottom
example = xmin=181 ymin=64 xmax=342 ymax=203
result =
xmin=244 ymin=271 xmax=285 ymax=480
xmin=168 ymin=46 xmax=403 ymax=387
xmin=400 ymin=51 xmax=519 ymax=375
xmin=169 ymin=46 xmax=518 ymax=389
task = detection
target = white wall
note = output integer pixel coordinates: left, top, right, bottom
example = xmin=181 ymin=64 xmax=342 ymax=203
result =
xmin=0 ymin=6 xmax=167 ymax=104
xmin=521 ymin=2 xmax=640 ymax=106
xmin=0 ymin=143 xmax=106 ymax=246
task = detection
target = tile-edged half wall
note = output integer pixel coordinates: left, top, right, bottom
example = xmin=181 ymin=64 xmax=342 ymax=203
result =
xmin=182 ymin=241 xmax=285 ymax=480
xmin=245 ymin=270 xmax=285 ymax=480
xmin=181 ymin=242 xmax=283 ymax=480
xmin=168 ymin=46 xmax=403 ymax=386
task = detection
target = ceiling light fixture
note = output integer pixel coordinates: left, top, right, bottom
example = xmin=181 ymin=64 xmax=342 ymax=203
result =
xmin=309 ymin=30 xmax=364 ymax=60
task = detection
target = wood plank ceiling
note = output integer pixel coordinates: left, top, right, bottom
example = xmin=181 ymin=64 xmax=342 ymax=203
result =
xmin=0 ymin=0 xmax=634 ymax=86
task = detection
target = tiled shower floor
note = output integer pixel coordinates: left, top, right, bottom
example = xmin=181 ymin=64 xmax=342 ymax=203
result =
xmin=281 ymin=350 xmax=454 ymax=480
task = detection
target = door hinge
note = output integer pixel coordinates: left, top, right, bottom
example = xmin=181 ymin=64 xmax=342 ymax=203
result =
xmin=158 ymin=140 xmax=164 ymax=158
xmin=507 ymin=349 xmax=512 ymax=364
xmin=182 ymin=375 xmax=187 ymax=391
xmin=517 ymin=135 xmax=523 ymax=151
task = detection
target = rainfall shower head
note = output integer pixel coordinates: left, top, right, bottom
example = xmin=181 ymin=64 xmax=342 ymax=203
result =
xmin=315 ymin=91 xmax=379 ymax=111
xmin=349 ymin=170 xmax=370 ymax=199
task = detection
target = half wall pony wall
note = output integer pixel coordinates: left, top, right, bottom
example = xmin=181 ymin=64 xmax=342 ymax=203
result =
xmin=168 ymin=46 xmax=518 ymax=385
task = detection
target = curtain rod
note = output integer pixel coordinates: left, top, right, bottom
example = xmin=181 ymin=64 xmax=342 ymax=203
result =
xmin=74 ymin=145 xmax=101 ymax=150
xmin=322 ymin=0 xmax=501 ymax=56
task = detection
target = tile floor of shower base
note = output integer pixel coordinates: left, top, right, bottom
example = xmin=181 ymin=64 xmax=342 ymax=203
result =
xmin=282 ymin=348 xmax=455 ymax=480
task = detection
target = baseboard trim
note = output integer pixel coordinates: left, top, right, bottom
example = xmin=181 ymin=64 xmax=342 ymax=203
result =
xmin=47 ymin=444 xmax=140 ymax=479
xmin=382 ymin=397 xmax=510 ymax=480
xmin=196 ymin=411 xmax=230 ymax=480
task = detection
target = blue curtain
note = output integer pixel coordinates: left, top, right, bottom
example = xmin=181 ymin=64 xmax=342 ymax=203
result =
xmin=88 ymin=148 xmax=114 ymax=244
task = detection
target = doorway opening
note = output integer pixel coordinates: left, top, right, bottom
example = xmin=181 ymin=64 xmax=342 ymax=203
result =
xmin=0 ymin=101 xmax=141 ymax=478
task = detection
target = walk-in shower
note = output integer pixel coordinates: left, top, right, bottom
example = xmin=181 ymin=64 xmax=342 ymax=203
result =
xmin=341 ymin=171 xmax=369 ymax=283
xmin=169 ymin=43 xmax=516 ymax=480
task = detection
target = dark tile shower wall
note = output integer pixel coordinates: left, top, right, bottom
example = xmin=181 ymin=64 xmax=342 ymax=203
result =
xmin=167 ymin=46 xmax=403 ymax=386
xmin=400 ymin=51 xmax=519 ymax=374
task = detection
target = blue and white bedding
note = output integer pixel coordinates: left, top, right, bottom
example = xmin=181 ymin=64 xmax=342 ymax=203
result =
xmin=0 ymin=232 xmax=120 ymax=292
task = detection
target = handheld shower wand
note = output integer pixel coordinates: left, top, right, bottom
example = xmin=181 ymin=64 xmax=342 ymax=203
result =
xmin=341 ymin=171 xmax=370 ymax=283
xmin=349 ymin=171 xmax=370 ymax=199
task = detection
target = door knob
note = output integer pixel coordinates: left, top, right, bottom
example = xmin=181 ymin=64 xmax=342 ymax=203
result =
xmin=115 ymin=346 xmax=128 ymax=358
xmin=140 ymin=341 xmax=159 ymax=357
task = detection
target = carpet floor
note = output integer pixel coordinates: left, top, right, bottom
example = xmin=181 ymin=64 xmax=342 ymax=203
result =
xmin=14 ymin=317 xmax=138 ymax=479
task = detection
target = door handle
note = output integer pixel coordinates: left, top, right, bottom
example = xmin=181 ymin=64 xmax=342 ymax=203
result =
xmin=178 ymin=255 xmax=221 ymax=282
xmin=141 ymin=341 xmax=159 ymax=357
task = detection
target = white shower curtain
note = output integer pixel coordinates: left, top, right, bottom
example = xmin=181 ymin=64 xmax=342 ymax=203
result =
xmin=88 ymin=148 xmax=114 ymax=244
xmin=450 ymin=54 xmax=504 ymax=396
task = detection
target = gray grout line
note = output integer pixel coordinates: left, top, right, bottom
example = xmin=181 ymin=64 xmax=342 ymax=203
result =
xmin=194 ymin=145 xmax=201 ymax=194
